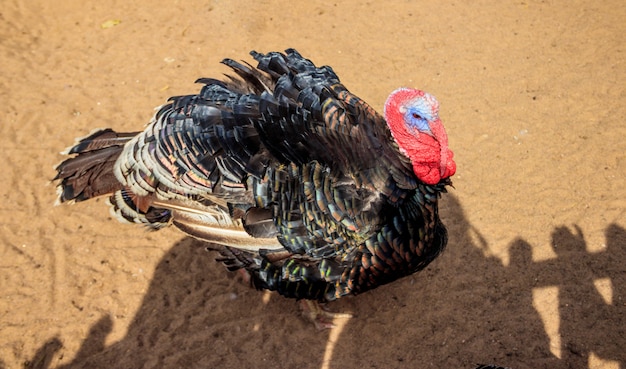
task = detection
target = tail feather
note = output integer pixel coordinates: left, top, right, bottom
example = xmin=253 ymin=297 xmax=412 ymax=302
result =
xmin=63 ymin=128 xmax=138 ymax=154
xmin=54 ymin=129 xmax=136 ymax=203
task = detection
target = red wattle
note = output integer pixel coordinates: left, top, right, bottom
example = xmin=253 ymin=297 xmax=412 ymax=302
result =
xmin=384 ymin=89 xmax=456 ymax=185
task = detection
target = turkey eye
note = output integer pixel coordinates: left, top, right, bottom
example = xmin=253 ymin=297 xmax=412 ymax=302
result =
xmin=412 ymin=112 xmax=422 ymax=120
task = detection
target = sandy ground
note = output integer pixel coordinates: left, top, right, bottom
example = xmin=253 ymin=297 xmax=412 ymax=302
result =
xmin=1 ymin=1 xmax=624 ymax=368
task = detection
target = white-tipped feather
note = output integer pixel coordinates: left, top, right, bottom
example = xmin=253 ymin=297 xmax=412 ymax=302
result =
xmin=173 ymin=216 xmax=283 ymax=250
xmin=151 ymin=199 xmax=283 ymax=249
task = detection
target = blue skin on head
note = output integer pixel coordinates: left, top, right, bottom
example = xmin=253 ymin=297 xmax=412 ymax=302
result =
xmin=401 ymin=99 xmax=435 ymax=136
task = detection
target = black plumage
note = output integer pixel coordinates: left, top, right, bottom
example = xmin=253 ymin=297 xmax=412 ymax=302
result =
xmin=54 ymin=48 xmax=453 ymax=302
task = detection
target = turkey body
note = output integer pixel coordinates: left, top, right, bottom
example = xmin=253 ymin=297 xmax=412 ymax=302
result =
xmin=54 ymin=49 xmax=454 ymax=302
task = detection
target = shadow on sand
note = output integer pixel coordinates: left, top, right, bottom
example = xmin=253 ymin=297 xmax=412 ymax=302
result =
xmin=26 ymin=195 xmax=625 ymax=369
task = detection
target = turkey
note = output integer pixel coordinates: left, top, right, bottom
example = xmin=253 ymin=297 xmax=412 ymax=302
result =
xmin=54 ymin=49 xmax=455 ymax=323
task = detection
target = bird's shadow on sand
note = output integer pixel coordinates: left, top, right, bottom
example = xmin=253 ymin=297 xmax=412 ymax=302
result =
xmin=27 ymin=195 xmax=625 ymax=369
